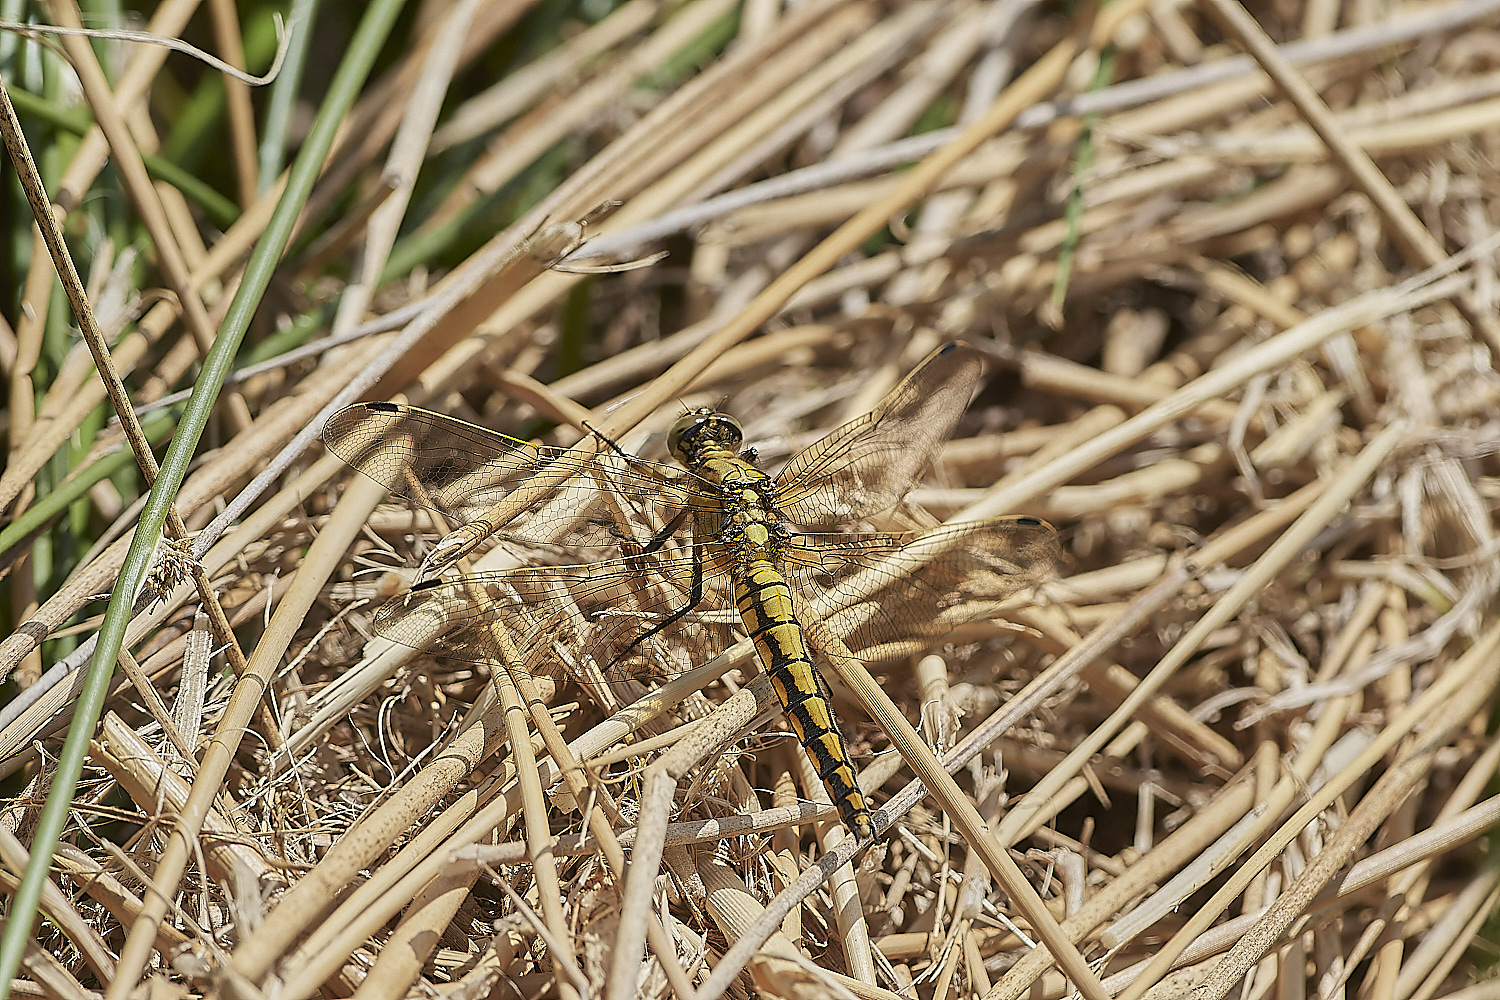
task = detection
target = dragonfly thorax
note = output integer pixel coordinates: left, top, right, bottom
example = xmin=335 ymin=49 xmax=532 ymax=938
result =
xmin=667 ymin=408 xmax=744 ymax=466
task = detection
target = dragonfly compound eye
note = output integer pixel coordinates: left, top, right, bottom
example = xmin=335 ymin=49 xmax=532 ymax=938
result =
xmin=667 ymin=408 xmax=743 ymax=460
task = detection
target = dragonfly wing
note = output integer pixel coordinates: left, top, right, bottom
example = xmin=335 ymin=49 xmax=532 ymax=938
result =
xmin=367 ymin=550 xmax=742 ymax=700
xmin=324 ymin=402 xmax=697 ymax=549
xmin=775 ymin=342 xmax=984 ymax=524
xmin=786 ymin=516 xmax=1061 ymax=661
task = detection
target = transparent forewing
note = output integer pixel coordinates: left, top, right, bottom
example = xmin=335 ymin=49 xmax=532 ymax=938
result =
xmin=369 ymin=516 xmax=1058 ymax=681
xmin=368 ymin=550 xmax=741 ymax=685
xmin=774 ymin=342 xmax=984 ymax=524
xmin=324 ymin=402 xmax=702 ymax=549
xmin=786 ymin=516 xmax=1062 ymax=661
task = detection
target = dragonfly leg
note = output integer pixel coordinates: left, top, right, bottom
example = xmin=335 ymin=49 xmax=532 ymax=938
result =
xmin=611 ymin=541 xmax=710 ymax=663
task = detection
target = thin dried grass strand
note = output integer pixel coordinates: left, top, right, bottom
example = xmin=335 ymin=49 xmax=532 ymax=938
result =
xmin=808 ymin=614 xmax=1109 ymax=1000
xmin=1202 ymin=0 xmax=1500 ymax=357
xmin=1120 ymin=621 xmax=1500 ymax=1000
xmin=105 ymin=470 xmax=390 ymax=1000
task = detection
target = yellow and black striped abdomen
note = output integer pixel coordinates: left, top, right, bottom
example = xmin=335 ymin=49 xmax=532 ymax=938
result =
xmin=671 ymin=415 xmax=874 ymax=840
xmin=735 ymin=560 xmax=873 ymax=841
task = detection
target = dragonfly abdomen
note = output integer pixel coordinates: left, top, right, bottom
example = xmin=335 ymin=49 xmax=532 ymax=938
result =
xmin=736 ymin=562 xmax=874 ymax=842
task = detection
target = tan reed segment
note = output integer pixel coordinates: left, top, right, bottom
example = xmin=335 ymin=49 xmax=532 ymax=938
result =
xmin=1403 ymin=884 xmax=1498 ymax=999
xmin=1201 ymin=0 xmax=1500 ymax=357
xmin=53 ymin=1 xmax=249 ymax=428
xmin=550 ymin=320 xmax=841 ymax=409
xmin=228 ymin=702 xmax=508 ymax=981
xmin=803 ymin=618 xmax=1108 ymax=1000
xmin=351 ymin=586 xmax=697 ymax=1000
xmin=984 ymin=423 xmax=1402 ymax=989
xmin=1117 ymin=617 xmax=1500 ymax=1000
xmin=272 ymin=654 xmax=749 ymax=999
xmin=290 ymin=176 xmax=403 ymax=282
xmin=989 ymin=404 xmax=1128 ymax=489
xmin=987 ymin=680 xmax=1353 ymax=1000
xmin=767 ymin=768 xmax=806 ymax=942
xmin=483 ymin=368 xmax=600 ymax=432
xmin=352 ymin=868 xmax=483 ymax=1000
xmin=929 ymin=568 xmax=1197 ymax=848
xmin=684 ymin=5 xmax=969 ymax=206
xmin=1048 ymin=451 xmax=1363 ymax=804
xmin=14 ymin=936 xmax=92 ymax=1000
xmin=108 ymin=648 xmax=195 ymax=774
xmin=454 ymin=784 xmax=846 ymax=863
xmin=1 ymin=200 xmax=277 ymax=518
xmin=673 ymin=845 xmax=906 ymax=1000
xmin=1026 ymin=453 xmax=1216 ymax=520
xmin=599 ymin=1 xmax=875 ymax=207
xmin=48 ymin=0 xmax=201 ymax=211
xmin=103 ymin=469 xmax=391 ymax=1000
xmin=1167 ymin=97 xmax=1500 ymax=164
xmin=915 ymin=652 xmax=955 ymax=761
xmin=490 ymin=655 xmax=585 ymax=1000
xmin=1010 ymin=346 xmax=1239 ymax=421
xmin=9 ymin=224 xmax=53 ymax=469
xmin=834 ymin=2 xmax=997 ymax=156
xmin=565 ymin=2 xmax=849 ymax=210
xmin=206 ymin=0 xmax=257 ymax=209
xmin=53 ymin=845 xmax=186 ymax=958
xmin=0 ymin=827 xmax=116 ymax=983
xmin=705 ymin=139 xmax=1029 ymax=245
xmin=1050 ymin=555 xmax=1171 ymax=603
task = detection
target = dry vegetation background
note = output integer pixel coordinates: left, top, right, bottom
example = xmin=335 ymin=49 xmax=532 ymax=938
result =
xmin=3 ymin=0 xmax=1500 ymax=998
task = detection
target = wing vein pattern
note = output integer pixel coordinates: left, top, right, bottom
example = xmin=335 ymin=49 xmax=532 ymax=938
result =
xmin=324 ymin=343 xmax=1060 ymax=841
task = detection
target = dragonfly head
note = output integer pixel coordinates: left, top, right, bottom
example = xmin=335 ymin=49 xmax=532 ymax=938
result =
xmin=667 ymin=407 xmax=744 ymax=463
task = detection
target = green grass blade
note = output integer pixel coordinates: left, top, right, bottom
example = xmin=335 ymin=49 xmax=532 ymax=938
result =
xmin=0 ymin=2 xmax=410 ymax=994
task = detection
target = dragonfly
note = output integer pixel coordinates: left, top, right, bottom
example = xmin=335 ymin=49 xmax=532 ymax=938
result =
xmin=323 ymin=342 xmax=1060 ymax=841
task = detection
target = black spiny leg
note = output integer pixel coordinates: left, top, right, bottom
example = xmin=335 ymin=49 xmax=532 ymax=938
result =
xmin=612 ymin=539 xmax=711 ymax=663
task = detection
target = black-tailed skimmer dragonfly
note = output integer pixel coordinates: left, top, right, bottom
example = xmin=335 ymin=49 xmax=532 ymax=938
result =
xmin=324 ymin=342 xmax=1060 ymax=841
